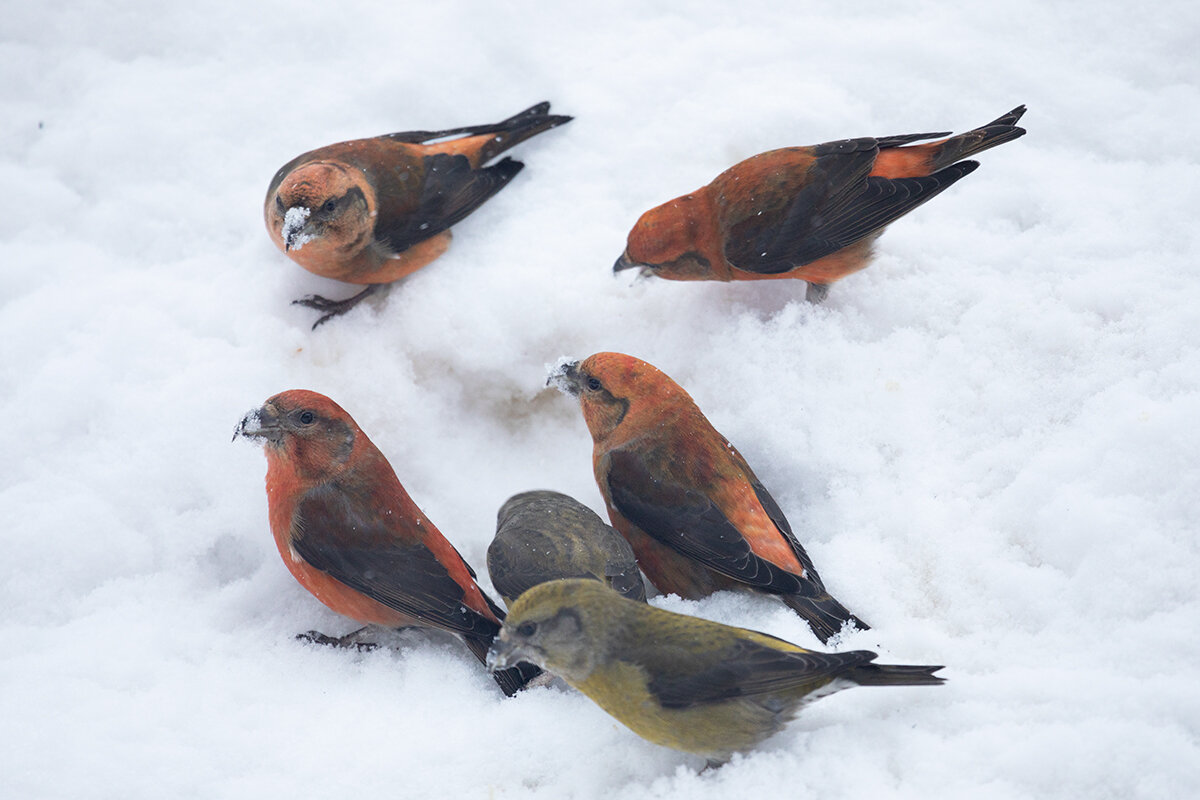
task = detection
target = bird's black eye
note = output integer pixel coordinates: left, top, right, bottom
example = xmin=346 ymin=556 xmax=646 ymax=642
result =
xmin=516 ymin=621 xmax=538 ymax=637
xmin=586 ymin=377 xmax=602 ymax=392
xmin=298 ymin=410 xmax=315 ymax=425
xmin=322 ymin=199 xmax=337 ymax=213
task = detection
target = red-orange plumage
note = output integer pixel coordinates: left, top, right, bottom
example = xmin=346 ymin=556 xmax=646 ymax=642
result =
xmin=617 ymin=106 xmax=1026 ymax=300
xmin=551 ymin=353 xmax=868 ymax=643
xmin=265 ymin=102 xmax=571 ymax=327
xmin=237 ymin=389 xmax=536 ymax=694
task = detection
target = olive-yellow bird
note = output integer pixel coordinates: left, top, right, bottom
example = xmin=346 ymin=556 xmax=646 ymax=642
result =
xmin=488 ymin=579 xmax=943 ymax=766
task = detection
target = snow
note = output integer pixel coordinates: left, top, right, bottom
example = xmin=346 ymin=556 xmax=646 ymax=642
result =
xmin=3 ymin=1 xmax=1200 ymax=798
xmin=280 ymin=206 xmax=313 ymax=252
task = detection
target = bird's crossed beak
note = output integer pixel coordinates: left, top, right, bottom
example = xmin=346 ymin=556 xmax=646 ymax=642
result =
xmin=486 ymin=630 xmax=533 ymax=672
xmin=613 ymin=251 xmax=650 ymax=276
xmin=281 ymin=206 xmax=314 ymax=252
xmin=546 ymin=358 xmax=583 ymax=396
xmin=233 ymin=404 xmax=282 ymax=444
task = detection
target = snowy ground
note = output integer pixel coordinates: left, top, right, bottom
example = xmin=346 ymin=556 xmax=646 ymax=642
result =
xmin=3 ymin=2 xmax=1199 ymax=798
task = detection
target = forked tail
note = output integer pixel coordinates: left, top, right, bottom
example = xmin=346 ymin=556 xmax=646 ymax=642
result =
xmin=384 ymin=101 xmax=572 ymax=164
xmin=476 ymin=102 xmax=573 ymax=163
xmin=782 ymin=591 xmax=871 ymax=644
xmin=844 ymin=661 xmax=945 ymax=687
xmin=927 ymin=105 xmax=1027 ymax=171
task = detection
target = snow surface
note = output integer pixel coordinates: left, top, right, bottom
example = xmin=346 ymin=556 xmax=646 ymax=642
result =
xmin=3 ymin=2 xmax=1200 ymax=798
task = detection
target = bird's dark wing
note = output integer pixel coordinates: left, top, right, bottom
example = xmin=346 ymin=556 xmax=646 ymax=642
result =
xmin=487 ymin=530 xmax=598 ymax=603
xmin=643 ymin=638 xmax=878 ymax=709
xmin=601 ymin=536 xmax=648 ymax=602
xmin=604 ymin=449 xmax=814 ymax=596
xmin=291 ymin=485 xmax=500 ymax=639
xmin=372 ymin=153 xmax=524 ymax=255
xmin=749 ymin=480 xmax=823 ymax=590
xmin=722 ymin=138 xmax=977 ymax=274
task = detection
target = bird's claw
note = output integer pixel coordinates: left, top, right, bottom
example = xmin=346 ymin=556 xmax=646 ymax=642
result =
xmin=805 ymin=282 xmax=830 ymax=304
xmin=291 ymin=284 xmax=382 ymax=329
xmin=296 ymin=629 xmax=379 ymax=651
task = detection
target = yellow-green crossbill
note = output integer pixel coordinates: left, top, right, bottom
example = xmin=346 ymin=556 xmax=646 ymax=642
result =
xmin=488 ymin=579 xmax=943 ymax=766
xmin=487 ymin=490 xmax=647 ymax=605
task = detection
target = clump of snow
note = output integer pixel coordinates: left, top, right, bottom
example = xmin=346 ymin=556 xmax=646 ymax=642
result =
xmin=3 ymin=2 xmax=1200 ymax=799
xmin=281 ymin=205 xmax=313 ymax=251
xmin=545 ymin=355 xmax=581 ymax=395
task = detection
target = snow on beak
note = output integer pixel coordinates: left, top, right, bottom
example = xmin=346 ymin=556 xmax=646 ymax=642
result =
xmin=546 ymin=357 xmax=583 ymax=396
xmin=281 ymin=206 xmax=313 ymax=251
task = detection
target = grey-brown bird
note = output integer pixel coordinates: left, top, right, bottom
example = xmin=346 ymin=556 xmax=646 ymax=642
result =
xmin=265 ymin=102 xmax=572 ymax=328
xmin=487 ymin=490 xmax=647 ymax=605
xmin=488 ymin=579 xmax=944 ymax=767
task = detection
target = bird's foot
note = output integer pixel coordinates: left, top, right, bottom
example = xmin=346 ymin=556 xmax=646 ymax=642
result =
xmin=292 ymin=284 xmax=382 ymax=329
xmin=296 ymin=627 xmax=379 ymax=651
xmin=805 ymin=282 xmax=830 ymax=303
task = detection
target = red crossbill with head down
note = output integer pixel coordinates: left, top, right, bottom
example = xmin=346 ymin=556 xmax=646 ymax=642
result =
xmin=549 ymin=352 xmax=866 ymax=644
xmin=488 ymin=490 xmax=647 ymax=605
xmin=265 ymin=102 xmax=571 ymax=328
xmin=615 ymin=106 xmax=1026 ymax=301
xmin=235 ymin=389 xmax=539 ymax=695
xmin=488 ymin=579 xmax=943 ymax=767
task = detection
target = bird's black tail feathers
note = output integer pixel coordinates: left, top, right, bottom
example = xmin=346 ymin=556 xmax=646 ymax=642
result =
xmin=463 ymin=634 xmax=543 ymax=697
xmin=844 ymin=662 xmax=945 ymax=687
xmin=928 ymin=104 xmax=1027 ymax=172
xmin=475 ymin=101 xmax=573 ymax=164
xmin=383 ymin=101 xmax=572 ymax=163
xmin=781 ymin=591 xmax=870 ymax=644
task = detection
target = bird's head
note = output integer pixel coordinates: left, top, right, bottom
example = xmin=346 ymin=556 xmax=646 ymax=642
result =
xmin=487 ymin=579 xmax=626 ymax=682
xmin=495 ymin=489 xmax=574 ymax=530
xmin=266 ymin=161 xmax=373 ymax=254
xmin=546 ymin=352 xmax=689 ymax=443
xmin=615 ymin=194 xmax=713 ymax=281
xmin=234 ymin=389 xmax=360 ymax=481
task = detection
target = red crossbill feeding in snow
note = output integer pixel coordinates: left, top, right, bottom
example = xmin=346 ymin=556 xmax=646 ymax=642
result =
xmin=235 ymin=389 xmax=539 ymax=695
xmin=488 ymin=579 xmax=943 ymax=766
xmin=265 ymin=102 xmax=572 ymax=328
xmin=615 ymin=105 xmax=1026 ymax=301
xmin=487 ymin=490 xmax=647 ymax=605
xmin=549 ymin=352 xmax=866 ymax=644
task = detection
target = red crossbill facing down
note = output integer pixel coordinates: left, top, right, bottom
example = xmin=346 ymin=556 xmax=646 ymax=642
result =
xmin=615 ymin=106 xmax=1026 ymax=301
xmin=265 ymin=102 xmax=572 ymax=328
xmin=488 ymin=580 xmax=943 ymax=766
xmin=549 ymin=352 xmax=866 ymax=644
xmin=235 ymin=389 xmax=539 ymax=695
xmin=488 ymin=490 xmax=648 ymax=605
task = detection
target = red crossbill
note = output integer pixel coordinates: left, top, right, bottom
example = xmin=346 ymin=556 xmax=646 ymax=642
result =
xmin=549 ymin=352 xmax=866 ymax=643
xmin=488 ymin=579 xmax=943 ymax=766
xmin=235 ymin=389 xmax=539 ymax=695
xmin=615 ymin=105 xmax=1026 ymax=301
xmin=488 ymin=490 xmax=647 ymax=605
xmin=265 ymin=102 xmax=571 ymax=327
